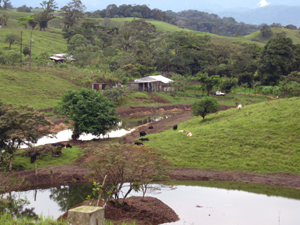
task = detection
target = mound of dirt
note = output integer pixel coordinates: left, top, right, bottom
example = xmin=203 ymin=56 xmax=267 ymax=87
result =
xmin=58 ymin=196 xmax=179 ymax=225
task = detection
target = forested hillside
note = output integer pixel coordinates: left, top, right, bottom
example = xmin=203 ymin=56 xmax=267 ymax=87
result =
xmin=1 ymin=2 xmax=300 ymax=98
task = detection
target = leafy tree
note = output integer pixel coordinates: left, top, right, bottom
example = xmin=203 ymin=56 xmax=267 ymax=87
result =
xmin=258 ymin=35 xmax=295 ymax=85
xmin=260 ymin=24 xmax=272 ymax=38
xmin=17 ymin=4 xmax=31 ymax=12
xmin=123 ymin=19 xmax=156 ymax=44
xmin=55 ymin=88 xmax=120 ymax=140
xmin=191 ymin=96 xmax=220 ymax=119
xmin=0 ymin=13 xmax=9 ymax=26
xmin=2 ymin=0 xmax=10 ymax=10
xmin=220 ymin=77 xmax=238 ymax=95
xmin=90 ymin=144 xmax=168 ymax=205
xmin=5 ymin=33 xmax=18 ymax=49
xmin=27 ymin=15 xmax=38 ymax=30
xmin=0 ymin=103 xmax=53 ymax=171
xmin=60 ymin=0 xmax=86 ymax=30
xmin=36 ymin=0 xmax=58 ymax=31
xmin=194 ymin=73 xmax=220 ymax=96
xmin=16 ymin=16 xmax=28 ymax=28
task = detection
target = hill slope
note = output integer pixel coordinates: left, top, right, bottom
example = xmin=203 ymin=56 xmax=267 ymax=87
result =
xmin=244 ymin=27 xmax=300 ymax=45
xmin=147 ymin=97 xmax=300 ymax=174
xmin=0 ymin=67 xmax=79 ymax=109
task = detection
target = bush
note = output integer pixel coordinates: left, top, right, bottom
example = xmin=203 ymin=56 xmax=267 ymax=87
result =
xmin=191 ymin=96 xmax=220 ymax=119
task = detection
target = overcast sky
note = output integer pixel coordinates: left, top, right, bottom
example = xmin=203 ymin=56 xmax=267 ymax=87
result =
xmin=12 ymin=0 xmax=300 ymax=12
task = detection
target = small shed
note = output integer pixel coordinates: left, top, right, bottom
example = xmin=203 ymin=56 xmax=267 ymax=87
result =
xmin=49 ymin=53 xmax=75 ymax=63
xmin=128 ymin=75 xmax=174 ymax=92
xmin=92 ymin=83 xmax=106 ymax=91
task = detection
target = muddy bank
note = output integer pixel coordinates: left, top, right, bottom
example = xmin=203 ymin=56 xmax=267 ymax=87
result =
xmin=58 ymin=197 xmax=179 ymax=225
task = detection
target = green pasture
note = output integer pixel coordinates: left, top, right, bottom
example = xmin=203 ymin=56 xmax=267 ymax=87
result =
xmin=0 ymin=67 xmax=79 ymax=109
xmin=14 ymin=146 xmax=83 ymax=169
xmin=244 ymin=27 xmax=300 ymax=45
xmin=145 ymin=97 xmax=300 ymax=174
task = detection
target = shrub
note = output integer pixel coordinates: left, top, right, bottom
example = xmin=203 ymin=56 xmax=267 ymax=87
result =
xmin=191 ymin=96 xmax=220 ymax=119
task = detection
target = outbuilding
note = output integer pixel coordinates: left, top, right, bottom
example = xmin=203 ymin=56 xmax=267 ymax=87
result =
xmin=49 ymin=53 xmax=75 ymax=63
xmin=128 ymin=75 xmax=174 ymax=92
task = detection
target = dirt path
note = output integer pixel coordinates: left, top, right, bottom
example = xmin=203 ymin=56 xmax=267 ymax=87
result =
xmin=5 ymin=104 xmax=300 ymax=190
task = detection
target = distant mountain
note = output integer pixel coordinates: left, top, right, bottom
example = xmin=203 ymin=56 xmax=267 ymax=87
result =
xmin=217 ymin=5 xmax=300 ymax=27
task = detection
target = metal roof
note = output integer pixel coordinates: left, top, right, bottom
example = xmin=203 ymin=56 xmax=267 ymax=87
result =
xmin=49 ymin=53 xmax=75 ymax=61
xmin=134 ymin=75 xmax=173 ymax=84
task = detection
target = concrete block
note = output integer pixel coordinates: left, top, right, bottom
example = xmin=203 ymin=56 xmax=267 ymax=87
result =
xmin=67 ymin=206 xmax=105 ymax=225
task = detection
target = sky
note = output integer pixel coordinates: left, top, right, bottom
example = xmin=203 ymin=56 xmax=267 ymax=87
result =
xmin=11 ymin=0 xmax=300 ymax=12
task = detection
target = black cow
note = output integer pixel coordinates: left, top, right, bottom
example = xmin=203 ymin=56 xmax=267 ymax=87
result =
xmin=139 ymin=138 xmax=149 ymax=141
xmin=139 ymin=131 xmax=146 ymax=137
xmin=134 ymin=142 xmax=144 ymax=145
xmin=173 ymin=125 xmax=178 ymax=130
xmin=51 ymin=142 xmax=72 ymax=148
xmin=31 ymin=152 xmax=40 ymax=163
xmin=148 ymin=125 xmax=154 ymax=129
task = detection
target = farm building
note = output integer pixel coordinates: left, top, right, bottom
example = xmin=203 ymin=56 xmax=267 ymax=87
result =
xmin=92 ymin=83 xmax=107 ymax=91
xmin=49 ymin=54 xmax=75 ymax=63
xmin=128 ymin=75 xmax=174 ymax=92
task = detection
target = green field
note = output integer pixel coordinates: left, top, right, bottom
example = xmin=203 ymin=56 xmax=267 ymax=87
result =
xmin=0 ymin=67 xmax=79 ymax=109
xmin=145 ymin=97 xmax=300 ymax=174
xmin=244 ymin=27 xmax=300 ymax=45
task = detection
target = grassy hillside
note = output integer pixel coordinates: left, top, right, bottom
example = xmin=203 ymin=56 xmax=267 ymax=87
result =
xmin=0 ymin=67 xmax=79 ymax=109
xmin=146 ymin=97 xmax=300 ymax=174
xmin=0 ymin=10 xmax=67 ymax=56
xmin=244 ymin=28 xmax=300 ymax=45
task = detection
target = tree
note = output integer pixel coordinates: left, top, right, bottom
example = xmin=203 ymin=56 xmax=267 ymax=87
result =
xmin=0 ymin=103 xmax=53 ymax=171
xmin=220 ymin=77 xmax=238 ymax=95
xmin=2 ymin=0 xmax=10 ymax=10
xmin=194 ymin=73 xmax=220 ymax=96
xmin=16 ymin=16 xmax=28 ymax=28
xmin=0 ymin=13 xmax=9 ymax=26
xmin=258 ymin=35 xmax=295 ymax=85
xmin=5 ymin=33 xmax=18 ymax=49
xmin=90 ymin=144 xmax=168 ymax=205
xmin=60 ymin=0 xmax=86 ymax=30
xmin=36 ymin=0 xmax=58 ymax=31
xmin=27 ymin=15 xmax=38 ymax=30
xmin=260 ymin=24 xmax=272 ymax=38
xmin=191 ymin=96 xmax=220 ymax=119
xmin=55 ymin=88 xmax=120 ymax=140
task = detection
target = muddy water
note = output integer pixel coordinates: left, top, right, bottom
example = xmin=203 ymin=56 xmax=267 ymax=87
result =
xmin=8 ymin=181 xmax=300 ymax=224
xmin=20 ymin=114 xmax=174 ymax=148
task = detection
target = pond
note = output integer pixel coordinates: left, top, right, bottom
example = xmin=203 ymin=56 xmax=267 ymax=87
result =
xmin=20 ymin=114 xmax=175 ymax=148
xmin=7 ymin=181 xmax=300 ymax=225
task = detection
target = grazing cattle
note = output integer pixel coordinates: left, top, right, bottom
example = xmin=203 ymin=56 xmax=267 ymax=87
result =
xmin=148 ymin=125 xmax=154 ymax=129
xmin=139 ymin=131 xmax=146 ymax=137
xmin=134 ymin=142 xmax=144 ymax=145
xmin=51 ymin=142 xmax=72 ymax=148
xmin=31 ymin=152 xmax=40 ymax=163
xmin=238 ymin=104 xmax=242 ymax=111
xmin=139 ymin=138 xmax=149 ymax=141
xmin=187 ymin=131 xmax=192 ymax=137
xmin=173 ymin=125 xmax=178 ymax=130
xmin=178 ymin=130 xmax=185 ymax=133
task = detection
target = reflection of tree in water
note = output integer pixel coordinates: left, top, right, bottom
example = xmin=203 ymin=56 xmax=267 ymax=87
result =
xmin=1 ymin=193 xmax=38 ymax=219
xmin=49 ymin=185 xmax=97 ymax=212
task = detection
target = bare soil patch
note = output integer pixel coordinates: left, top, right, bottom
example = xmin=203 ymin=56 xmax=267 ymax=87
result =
xmin=59 ymin=197 xmax=179 ymax=225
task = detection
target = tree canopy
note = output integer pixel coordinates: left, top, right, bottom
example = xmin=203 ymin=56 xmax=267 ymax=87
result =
xmin=191 ymin=97 xmax=220 ymax=119
xmin=55 ymin=88 xmax=120 ymax=140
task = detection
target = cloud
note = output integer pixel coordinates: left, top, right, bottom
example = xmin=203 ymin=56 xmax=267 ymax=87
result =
xmin=258 ymin=0 xmax=270 ymax=7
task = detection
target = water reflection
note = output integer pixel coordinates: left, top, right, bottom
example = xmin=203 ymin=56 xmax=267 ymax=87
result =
xmin=8 ymin=181 xmax=300 ymax=224
xmin=20 ymin=114 xmax=175 ymax=148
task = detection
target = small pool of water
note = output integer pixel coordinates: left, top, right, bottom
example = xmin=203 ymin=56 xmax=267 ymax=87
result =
xmin=7 ymin=181 xmax=300 ymax=224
